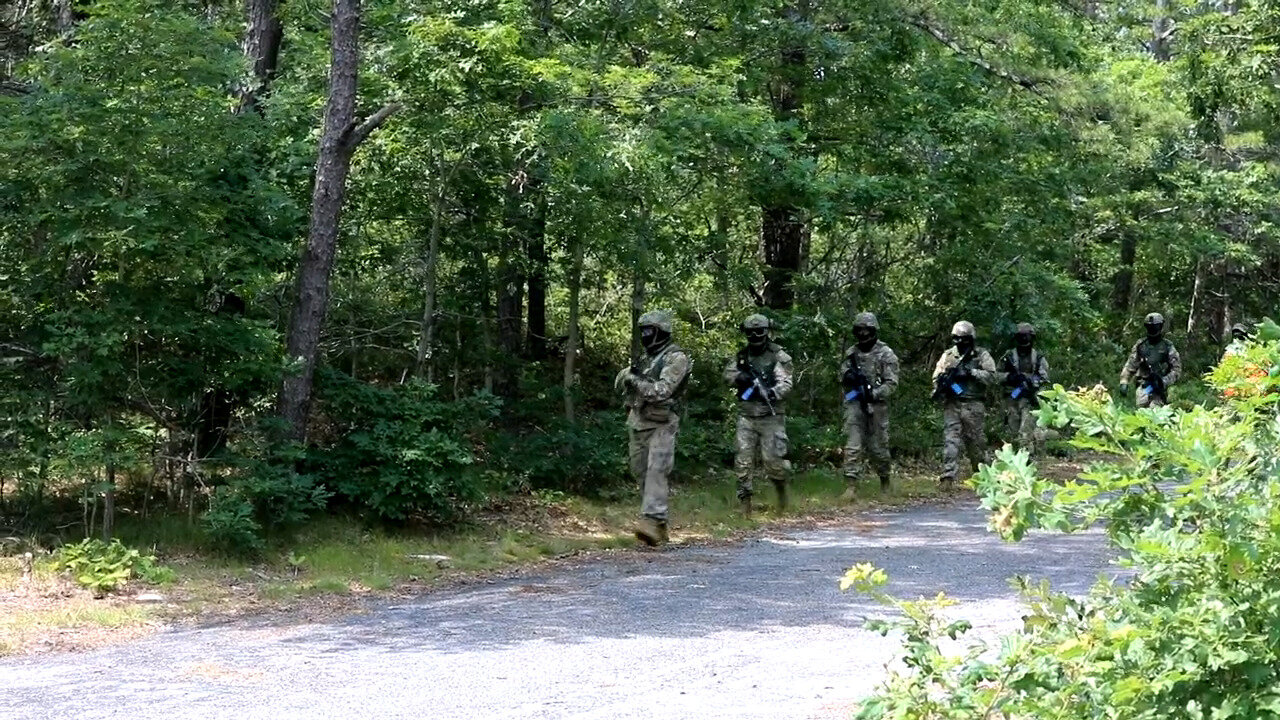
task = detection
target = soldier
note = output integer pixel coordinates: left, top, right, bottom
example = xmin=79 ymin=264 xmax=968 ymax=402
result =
xmin=932 ymin=321 xmax=998 ymax=488
xmin=1119 ymin=312 xmax=1181 ymax=408
xmin=838 ymin=312 xmax=899 ymax=499
xmin=1222 ymin=323 xmax=1251 ymax=361
xmin=723 ymin=314 xmax=793 ymax=516
xmin=999 ymin=323 xmax=1050 ymax=455
xmin=614 ymin=311 xmax=693 ymax=546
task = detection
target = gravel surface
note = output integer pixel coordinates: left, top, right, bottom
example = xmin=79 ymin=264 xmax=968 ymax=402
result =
xmin=1 ymin=497 xmax=1113 ymax=720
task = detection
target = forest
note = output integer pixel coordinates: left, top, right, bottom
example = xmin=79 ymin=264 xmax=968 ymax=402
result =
xmin=1 ymin=0 xmax=1278 ymax=552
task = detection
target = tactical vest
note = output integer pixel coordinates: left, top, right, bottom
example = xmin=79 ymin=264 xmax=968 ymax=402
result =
xmin=1004 ymin=349 xmax=1040 ymax=375
xmin=737 ymin=344 xmax=785 ymax=415
xmin=633 ymin=342 xmax=690 ymax=415
xmin=848 ymin=342 xmax=892 ymax=391
xmin=1135 ymin=339 xmax=1173 ymax=380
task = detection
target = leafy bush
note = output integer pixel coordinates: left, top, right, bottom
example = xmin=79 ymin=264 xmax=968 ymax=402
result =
xmin=201 ymin=488 xmax=265 ymax=556
xmin=494 ymin=410 xmax=627 ymax=496
xmin=55 ymin=538 xmax=176 ymax=598
xmin=845 ymin=332 xmax=1280 ymax=718
xmin=308 ymin=371 xmax=496 ymax=523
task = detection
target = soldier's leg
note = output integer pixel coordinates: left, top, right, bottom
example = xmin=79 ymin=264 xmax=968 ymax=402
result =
xmin=868 ymin=406 xmax=891 ymax=488
xmin=1017 ymin=401 xmax=1038 ymax=455
xmin=759 ymin=415 xmax=792 ymax=509
xmin=1136 ymin=387 xmax=1154 ymax=409
xmin=961 ymin=401 xmax=988 ymax=475
xmin=941 ymin=403 xmax=964 ymax=484
xmin=842 ymin=405 xmax=868 ymax=483
xmin=733 ymin=415 xmax=758 ymax=502
xmin=640 ymin=416 xmax=680 ymax=525
xmin=629 ymin=426 xmax=651 ymax=488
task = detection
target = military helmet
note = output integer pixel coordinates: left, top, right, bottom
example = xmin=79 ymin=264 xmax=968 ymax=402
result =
xmin=853 ymin=312 xmax=880 ymax=330
xmin=951 ymin=320 xmax=976 ymax=338
xmin=1144 ymin=312 xmax=1165 ymax=326
xmin=637 ymin=310 xmax=673 ymax=332
xmin=1231 ymin=322 xmax=1249 ymax=335
xmin=740 ymin=314 xmax=771 ymax=331
xmin=1015 ymin=322 xmax=1036 ymax=336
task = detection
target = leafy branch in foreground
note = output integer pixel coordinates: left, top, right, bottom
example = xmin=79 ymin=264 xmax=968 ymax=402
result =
xmin=843 ymin=336 xmax=1280 ymax=718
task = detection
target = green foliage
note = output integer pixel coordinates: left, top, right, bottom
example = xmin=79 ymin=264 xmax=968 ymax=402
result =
xmin=307 ymin=370 xmax=495 ymax=523
xmin=849 ymin=342 xmax=1280 ymax=718
xmin=54 ymin=538 xmax=176 ymax=598
xmin=202 ymin=488 xmax=266 ymax=557
xmin=495 ymin=410 xmax=627 ymax=496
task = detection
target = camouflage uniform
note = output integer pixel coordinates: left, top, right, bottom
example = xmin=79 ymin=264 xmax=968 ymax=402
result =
xmin=839 ymin=335 xmax=899 ymax=488
xmin=933 ymin=322 xmax=998 ymax=484
xmin=999 ymin=346 xmax=1049 ymax=455
xmin=617 ymin=312 xmax=692 ymax=541
xmin=1120 ymin=313 xmax=1181 ymax=409
xmin=1222 ymin=323 xmax=1250 ymax=361
xmin=722 ymin=334 xmax=793 ymax=505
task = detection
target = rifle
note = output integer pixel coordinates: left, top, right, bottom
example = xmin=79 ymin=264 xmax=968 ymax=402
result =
xmin=932 ymin=348 xmax=973 ymax=401
xmin=737 ymin=350 xmax=777 ymax=415
xmin=842 ymin=353 xmax=874 ymax=415
xmin=1139 ymin=356 xmax=1167 ymax=402
xmin=1003 ymin=355 xmax=1041 ymax=408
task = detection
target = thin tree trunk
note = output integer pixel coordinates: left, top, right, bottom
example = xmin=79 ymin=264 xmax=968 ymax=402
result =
xmin=277 ymin=0 xmax=399 ymax=441
xmin=1151 ymin=0 xmax=1172 ymax=62
xmin=527 ymin=223 xmax=549 ymax=361
xmin=1112 ymin=232 xmax=1136 ymax=314
xmin=415 ymin=187 xmax=444 ymax=381
xmin=1187 ymin=258 xmax=1204 ymax=336
xmin=102 ymin=460 xmax=115 ymax=541
xmin=238 ymin=0 xmax=283 ymax=113
xmin=494 ymin=255 xmax=524 ymax=399
xmin=564 ymin=239 xmax=585 ymax=422
xmin=476 ymin=250 xmax=496 ymax=394
xmin=630 ymin=273 xmax=646 ymax=367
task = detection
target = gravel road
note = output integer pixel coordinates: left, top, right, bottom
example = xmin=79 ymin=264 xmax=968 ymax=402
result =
xmin=1 ymin=497 xmax=1113 ymax=720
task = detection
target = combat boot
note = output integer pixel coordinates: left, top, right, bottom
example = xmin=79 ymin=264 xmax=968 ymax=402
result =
xmin=739 ymin=496 xmax=752 ymax=518
xmin=774 ymin=481 xmax=789 ymax=512
xmin=879 ymin=473 xmax=891 ymax=491
xmin=634 ymin=517 xmax=668 ymax=547
xmin=839 ymin=485 xmax=859 ymax=503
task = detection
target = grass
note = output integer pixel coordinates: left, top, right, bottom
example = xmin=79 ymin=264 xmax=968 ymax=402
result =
xmin=0 ymin=465 xmax=946 ymax=656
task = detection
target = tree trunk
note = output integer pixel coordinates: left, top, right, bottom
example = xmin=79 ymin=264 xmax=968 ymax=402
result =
xmin=630 ymin=273 xmax=646 ymax=367
xmin=238 ymin=0 xmax=283 ymax=113
xmin=1187 ymin=258 xmax=1204 ymax=336
xmin=761 ymin=205 xmax=808 ymax=310
xmin=473 ymin=248 xmax=496 ymax=394
xmin=415 ymin=187 xmax=444 ymax=381
xmin=1112 ymin=232 xmax=1136 ymax=314
xmin=527 ymin=222 xmax=548 ymax=361
xmin=760 ymin=2 xmax=809 ymax=311
xmin=564 ymin=239 xmax=585 ymax=422
xmin=1151 ymin=0 xmax=1172 ymax=62
xmin=277 ymin=0 xmax=399 ymax=441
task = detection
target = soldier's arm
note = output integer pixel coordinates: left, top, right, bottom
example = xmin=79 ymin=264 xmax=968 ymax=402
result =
xmin=931 ymin=352 xmax=951 ymax=381
xmin=1120 ymin=343 xmax=1141 ymax=384
xmin=838 ymin=351 xmax=853 ymax=383
xmin=1164 ymin=346 xmax=1182 ymax=385
xmin=635 ymin=351 xmax=692 ymax=402
xmin=722 ymin=356 xmax=741 ymax=387
xmin=970 ymin=350 xmax=999 ymax=384
xmin=1037 ymin=354 xmax=1050 ymax=384
xmin=771 ymin=350 xmax=794 ymax=400
xmin=872 ymin=349 xmax=900 ymax=400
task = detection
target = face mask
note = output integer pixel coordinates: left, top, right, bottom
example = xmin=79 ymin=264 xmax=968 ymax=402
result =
xmin=953 ymin=336 xmax=974 ymax=353
xmin=1015 ymin=333 xmax=1032 ymax=349
xmin=1145 ymin=323 xmax=1163 ymax=340
xmin=745 ymin=328 xmax=769 ymax=349
xmin=854 ymin=328 xmax=876 ymax=347
xmin=640 ymin=326 xmax=668 ymax=353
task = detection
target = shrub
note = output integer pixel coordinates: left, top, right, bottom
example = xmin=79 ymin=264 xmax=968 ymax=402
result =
xmin=308 ymin=370 xmax=496 ymax=523
xmin=846 ymin=331 xmax=1280 ymax=718
xmin=55 ymin=538 xmax=176 ymax=597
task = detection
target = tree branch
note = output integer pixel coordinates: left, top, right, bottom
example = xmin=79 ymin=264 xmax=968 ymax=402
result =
xmin=0 ymin=80 xmax=32 ymax=96
xmin=907 ymin=16 xmax=1047 ymax=94
xmin=342 ymin=102 xmax=402 ymax=150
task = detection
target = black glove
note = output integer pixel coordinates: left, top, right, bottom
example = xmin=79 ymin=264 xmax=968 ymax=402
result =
xmin=1004 ymin=372 xmax=1019 ymax=386
xmin=765 ymin=387 xmax=779 ymax=402
xmin=953 ymin=365 xmax=971 ymax=380
xmin=842 ymin=368 xmax=858 ymax=388
xmin=733 ymin=371 xmax=753 ymax=390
